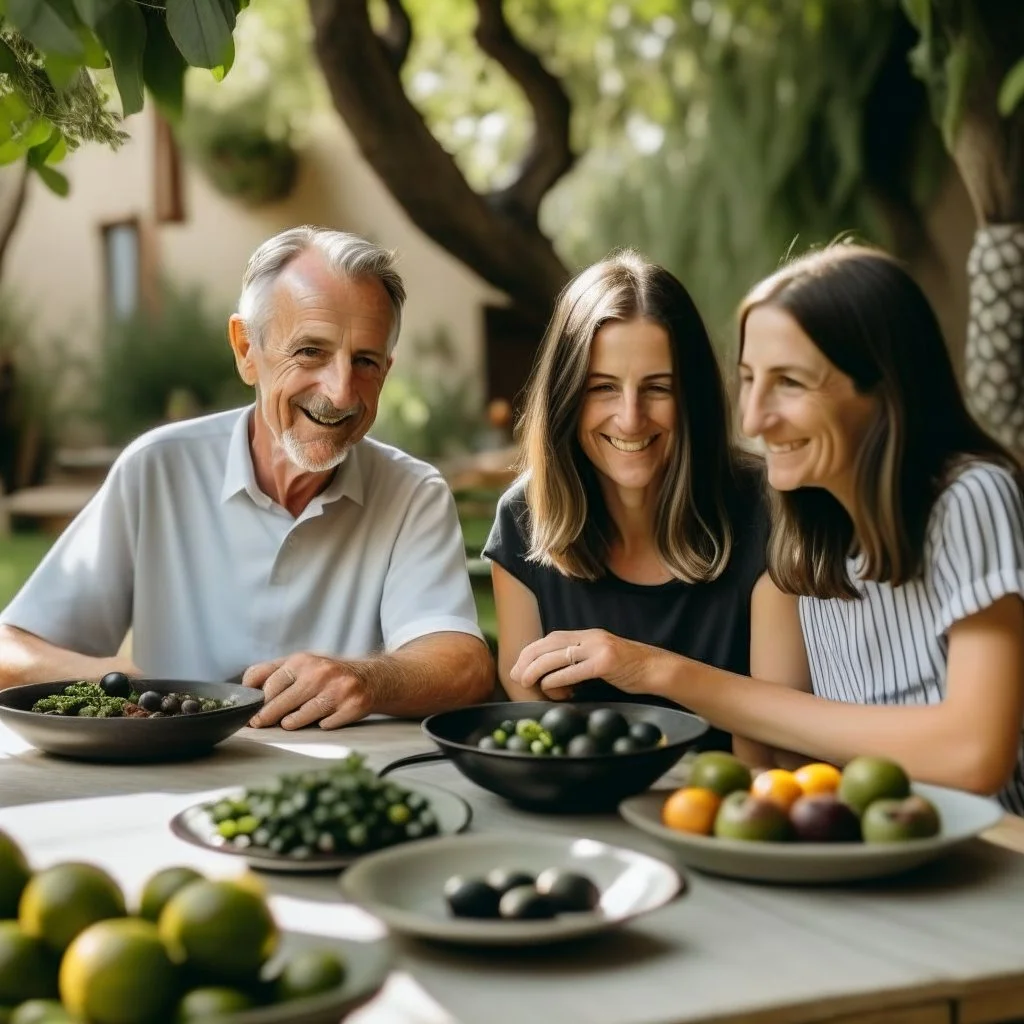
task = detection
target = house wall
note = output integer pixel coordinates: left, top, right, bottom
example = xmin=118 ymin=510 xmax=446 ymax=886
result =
xmin=3 ymin=107 xmax=502 ymax=395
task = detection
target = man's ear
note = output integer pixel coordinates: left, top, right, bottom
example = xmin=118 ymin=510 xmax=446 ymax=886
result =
xmin=228 ymin=315 xmax=258 ymax=387
xmin=382 ymin=354 xmax=394 ymax=383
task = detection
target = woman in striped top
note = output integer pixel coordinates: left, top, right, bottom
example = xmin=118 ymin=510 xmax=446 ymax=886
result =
xmin=508 ymin=244 xmax=1024 ymax=813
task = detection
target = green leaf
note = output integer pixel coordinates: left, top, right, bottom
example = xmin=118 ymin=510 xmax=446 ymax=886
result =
xmin=71 ymin=0 xmax=119 ymax=28
xmin=211 ymin=34 xmax=234 ymax=82
xmin=77 ymin=24 xmax=109 ymax=68
xmin=27 ymin=123 xmax=61 ymax=164
xmin=34 ymin=162 xmax=69 ymax=195
xmin=7 ymin=0 xmax=84 ymax=57
xmin=0 ymin=37 xmax=19 ymax=75
xmin=941 ymin=35 xmax=972 ymax=146
xmin=998 ymin=57 xmax=1024 ymax=117
xmin=44 ymin=51 xmax=82 ymax=89
xmin=142 ymin=8 xmax=186 ymax=120
xmin=95 ymin=1 xmax=146 ymax=116
xmin=20 ymin=116 xmax=52 ymax=147
xmin=0 ymin=140 xmax=26 ymax=164
xmin=900 ymin=0 xmax=931 ymax=33
xmin=165 ymin=0 xmax=235 ymax=69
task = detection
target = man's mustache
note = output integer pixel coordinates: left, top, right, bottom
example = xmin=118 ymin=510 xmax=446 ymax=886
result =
xmin=298 ymin=396 xmax=362 ymax=423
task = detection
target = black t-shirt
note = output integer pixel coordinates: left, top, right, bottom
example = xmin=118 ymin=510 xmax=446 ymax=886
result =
xmin=482 ymin=465 xmax=769 ymax=751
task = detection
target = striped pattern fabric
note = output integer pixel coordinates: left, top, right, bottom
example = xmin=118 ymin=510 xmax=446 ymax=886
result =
xmin=798 ymin=461 xmax=1024 ymax=814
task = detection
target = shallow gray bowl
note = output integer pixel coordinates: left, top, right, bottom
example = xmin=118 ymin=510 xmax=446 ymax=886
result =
xmin=0 ymin=678 xmax=263 ymax=763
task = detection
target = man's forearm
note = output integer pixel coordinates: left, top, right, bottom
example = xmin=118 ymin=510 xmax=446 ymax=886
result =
xmin=0 ymin=625 xmax=138 ymax=689
xmin=357 ymin=632 xmax=495 ymax=717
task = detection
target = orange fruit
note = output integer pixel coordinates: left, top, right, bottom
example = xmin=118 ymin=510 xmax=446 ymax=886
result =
xmin=750 ymin=769 xmax=803 ymax=811
xmin=661 ymin=787 xmax=721 ymax=835
xmin=793 ymin=762 xmax=843 ymax=796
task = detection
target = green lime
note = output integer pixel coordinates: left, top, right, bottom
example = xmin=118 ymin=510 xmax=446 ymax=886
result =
xmin=9 ymin=1000 xmax=73 ymax=1024
xmin=688 ymin=752 xmax=752 ymax=797
xmin=60 ymin=917 xmax=178 ymax=1024
xmin=0 ymin=832 xmax=30 ymax=920
xmin=176 ymin=985 xmax=257 ymax=1020
xmin=158 ymin=880 xmax=278 ymax=982
xmin=0 ymin=921 xmax=58 ymax=1004
xmin=19 ymin=863 xmax=125 ymax=954
xmin=138 ymin=867 xmax=204 ymax=923
xmin=275 ymin=948 xmax=346 ymax=1001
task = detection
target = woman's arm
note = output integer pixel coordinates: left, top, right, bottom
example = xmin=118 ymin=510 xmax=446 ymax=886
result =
xmin=511 ymin=593 xmax=1024 ymax=794
xmin=491 ymin=562 xmax=548 ymax=701
xmin=731 ymin=575 xmax=813 ymax=769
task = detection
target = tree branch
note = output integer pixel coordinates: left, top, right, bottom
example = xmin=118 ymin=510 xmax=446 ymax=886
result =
xmin=473 ymin=0 xmax=575 ymax=225
xmin=377 ymin=0 xmax=411 ymax=72
xmin=0 ymin=163 xmax=29 ymax=282
xmin=308 ymin=0 xmax=569 ymax=316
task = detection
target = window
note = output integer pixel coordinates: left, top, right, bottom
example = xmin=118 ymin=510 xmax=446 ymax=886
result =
xmin=101 ymin=220 xmax=141 ymax=320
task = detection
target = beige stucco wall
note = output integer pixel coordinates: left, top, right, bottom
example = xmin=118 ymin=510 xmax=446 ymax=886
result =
xmin=3 ymin=106 xmax=501 ymax=392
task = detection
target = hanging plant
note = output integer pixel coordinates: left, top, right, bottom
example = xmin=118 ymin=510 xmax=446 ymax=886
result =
xmin=187 ymin=123 xmax=299 ymax=206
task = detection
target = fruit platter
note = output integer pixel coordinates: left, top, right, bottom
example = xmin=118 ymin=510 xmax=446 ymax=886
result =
xmin=619 ymin=751 xmax=1004 ymax=883
xmin=0 ymin=829 xmax=391 ymax=1024
xmin=170 ymin=753 xmax=472 ymax=872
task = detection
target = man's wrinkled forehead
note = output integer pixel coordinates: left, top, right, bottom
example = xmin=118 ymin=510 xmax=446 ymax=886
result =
xmin=270 ymin=254 xmax=392 ymax=344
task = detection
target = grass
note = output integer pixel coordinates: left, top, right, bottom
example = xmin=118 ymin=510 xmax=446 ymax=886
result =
xmin=0 ymin=532 xmax=53 ymax=610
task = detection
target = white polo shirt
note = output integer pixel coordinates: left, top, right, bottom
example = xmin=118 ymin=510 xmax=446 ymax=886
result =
xmin=0 ymin=407 xmax=483 ymax=681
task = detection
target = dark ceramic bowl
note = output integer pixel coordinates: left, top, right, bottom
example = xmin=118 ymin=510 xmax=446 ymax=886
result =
xmin=383 ymin=701 xmax=708 ymax=813
xmin=0 ymin=678 xmax=263 ymax=762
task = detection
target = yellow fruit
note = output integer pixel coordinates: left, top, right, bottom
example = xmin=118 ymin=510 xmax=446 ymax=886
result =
xmin=60 ymin=917 xmax=177 ymax=1024
xmin=275 ymin=949 xmax=346 ymax=1001
xmin=19 ymin=863 xmax=125 ymax=954
xmin=158 ymin=880 xmax=278 ymax=982
xmin=0 ymin=920 xmax=58 ymax=1004
xmin=793 ymin=762 xmax=843 ymax=796
xmin=176 ymin=985 xmax=257 ymax=1020
xmin=750 ymin=769 xmax=803 ymax=812
xmin=138 ymin=867 xmax=203 ymax=923
xmin=0 ymin=831 xmax=31 ymax=921
xmin=688 ymin=752 xmax=752 ymax=797
xmin=661 ymin=787 xmax=721 ymax=835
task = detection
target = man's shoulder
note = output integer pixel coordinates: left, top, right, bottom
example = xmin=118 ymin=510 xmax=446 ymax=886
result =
xmin=114 ymin=408 xmax=244 ymax=475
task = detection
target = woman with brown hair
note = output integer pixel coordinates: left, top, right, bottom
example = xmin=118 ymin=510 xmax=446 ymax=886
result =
xmin=484 ymin=251 xmax=768 ymax=750
xmin=509 ymin=244 xmax=1024 ymax=812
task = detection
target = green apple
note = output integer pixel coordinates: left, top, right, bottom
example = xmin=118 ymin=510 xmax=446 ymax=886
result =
xmin=861 ymin=795 xmax=941 ymax=843
xmin=713 ymin=791 xmax=792 ymax=842
xmin=838 ymin=756 xmax=910 ymax=815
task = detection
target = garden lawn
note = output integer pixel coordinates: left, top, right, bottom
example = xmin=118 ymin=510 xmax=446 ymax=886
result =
xmin=0 ymin=532 xmax=52 ymax=610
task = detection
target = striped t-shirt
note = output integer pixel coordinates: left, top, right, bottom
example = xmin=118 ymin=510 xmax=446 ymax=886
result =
xmin=798 ymin=460 xmax=1024 ymax=814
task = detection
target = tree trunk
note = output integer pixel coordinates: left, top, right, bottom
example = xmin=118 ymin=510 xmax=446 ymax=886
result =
xmin=0 ymin=162 xmax=29 ymax=281
xmin=307 ymin=0 xmax=571 ymax=318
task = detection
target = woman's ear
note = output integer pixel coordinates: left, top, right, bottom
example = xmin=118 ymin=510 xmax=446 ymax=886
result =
xmin=227 ymin=315 xmax=258 ymax=386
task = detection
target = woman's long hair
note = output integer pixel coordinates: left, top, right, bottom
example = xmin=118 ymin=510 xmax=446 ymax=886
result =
xmin=517 ymin=250 xmax=747 ymax=582
xmin=739 ymin=243 xmax=1022 ymax=599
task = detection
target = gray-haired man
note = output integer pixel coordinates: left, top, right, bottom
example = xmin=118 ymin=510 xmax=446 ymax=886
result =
xmin=0 ymin=227 xmax=495 ymax=728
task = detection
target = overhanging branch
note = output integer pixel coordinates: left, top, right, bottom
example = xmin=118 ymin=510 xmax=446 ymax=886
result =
xmin=378 ymin=0 xmax=411 ymax=72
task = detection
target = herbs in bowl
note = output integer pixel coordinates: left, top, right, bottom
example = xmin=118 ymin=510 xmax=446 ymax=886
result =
xmin=30 ymin=674 xmax=234 ymax=719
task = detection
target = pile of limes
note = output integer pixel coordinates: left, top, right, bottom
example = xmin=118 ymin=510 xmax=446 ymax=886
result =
xmin=0 ymin=829 xmax=347 ymax=1024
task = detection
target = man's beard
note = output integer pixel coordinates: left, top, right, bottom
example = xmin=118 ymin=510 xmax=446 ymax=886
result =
xmin=264 ymin=391 xmax=362 ymax=473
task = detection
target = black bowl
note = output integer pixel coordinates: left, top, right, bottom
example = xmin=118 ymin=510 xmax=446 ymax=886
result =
xmin=0 ymin=679 xmax=264 ymax=763
xmin=418 ymin=701 xmax=708 ymax=812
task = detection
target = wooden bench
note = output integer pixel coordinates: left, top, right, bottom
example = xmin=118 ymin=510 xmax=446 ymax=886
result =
xmin=1 ymin=483 xmax=99 ymax=535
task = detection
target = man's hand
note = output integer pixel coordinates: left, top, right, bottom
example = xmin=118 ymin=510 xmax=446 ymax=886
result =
xmin=242 ymin=653 xmax=374 ymax=730
xmin=509 ymin=628 xmax=662 ymax=697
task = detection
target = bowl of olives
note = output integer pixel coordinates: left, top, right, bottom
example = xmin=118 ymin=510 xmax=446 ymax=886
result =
xmin=389 ymin=702 xmax=708 ymax=812
xmin=0 ymin=676 xmax=263 ymax=762
xmin=340 ymin=832 xmax=683 ymax=946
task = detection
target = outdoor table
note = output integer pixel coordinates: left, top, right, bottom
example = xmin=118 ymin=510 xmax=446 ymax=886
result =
xmin=2 ymin=718 xmax=1024 ymax=1024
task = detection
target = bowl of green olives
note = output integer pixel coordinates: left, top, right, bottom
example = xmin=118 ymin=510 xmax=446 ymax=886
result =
xmin=0 ymin=676 xmax=263 ymax=762
xmin=340 ymin=832 xmax=683 ymax=946
xmin=384 ymin=702 xmax=708 ymax=812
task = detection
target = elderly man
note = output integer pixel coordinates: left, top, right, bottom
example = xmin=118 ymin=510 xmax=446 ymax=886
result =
xmin=0 ymin=226 xmax=494 ymax=729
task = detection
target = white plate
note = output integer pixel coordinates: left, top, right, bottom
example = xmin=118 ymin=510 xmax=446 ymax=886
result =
xmin=339 ymin=832 xmax=683 ymax=946
xmin=169 ymin=779 xmax=471 ymax=873
xmin=215 ymin=930 xmax=391 ymax=1024
xmin=619 ymin=782 xmax=1004 ymax=884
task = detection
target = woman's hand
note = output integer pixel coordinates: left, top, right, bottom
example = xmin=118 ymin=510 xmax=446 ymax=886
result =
xmin=508 ymin=628 xmax=667 ymax=697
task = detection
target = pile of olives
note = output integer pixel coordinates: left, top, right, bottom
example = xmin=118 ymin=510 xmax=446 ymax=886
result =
xmin=203 ymin=752 xmax=439 ymax=859
xmin=476 ymin=706 xmax=663 ymax=756
xmin=444 ymin=867 xmax=601 ymax=920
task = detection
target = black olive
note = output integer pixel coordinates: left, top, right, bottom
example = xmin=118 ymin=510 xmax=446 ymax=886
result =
xmin=443 ymin=876 xmax=501 ymax=919
xmin=629 ymin=721 xmax=663 ymax=747
xmin=138 ymin=691 xmax=163 ymax=712
xmin=180 ymin=699 xmax=202 ymax=715
xmin=98 ymin=671 xmax=132 ymax=699
xmin=535 ymin=869 xmax=601 ymax=913
xmin=484 ymin=868 xmax=534 ymax=898
xmin=498 ymin=885 xmax=556 ymax=920
xmin=586 ymin=708 xmax=629 ymax=745
xmin=612 ymin=736 xmax=643 ymax=754
xmin=565 ymin=734 xmax=601 ymax=757
xmin=160 ymin=695 xmax=181 ymax=715
xmin=539 ymin=706 xmax=588 ymax=745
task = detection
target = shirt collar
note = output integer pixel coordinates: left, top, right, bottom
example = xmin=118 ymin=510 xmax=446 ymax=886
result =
xmin=220 ymin=405 xmax=366 ymax=510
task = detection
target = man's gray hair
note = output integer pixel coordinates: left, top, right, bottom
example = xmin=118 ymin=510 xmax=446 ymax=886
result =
xmin=237 ymin=226 xmax=406 ymax=353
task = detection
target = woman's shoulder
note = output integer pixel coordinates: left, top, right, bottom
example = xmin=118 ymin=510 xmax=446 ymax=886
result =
xmin=933 ymin=458 xmax=1024 ymax=521
xmin=495 ymin=475 xmax=532 ymax=528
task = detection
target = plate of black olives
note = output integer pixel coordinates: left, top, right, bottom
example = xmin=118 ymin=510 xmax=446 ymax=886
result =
xmin=0 ymin=677 xmax=263 ymax=762
xmin=339 ymin=832 xmax=684 ymax=945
